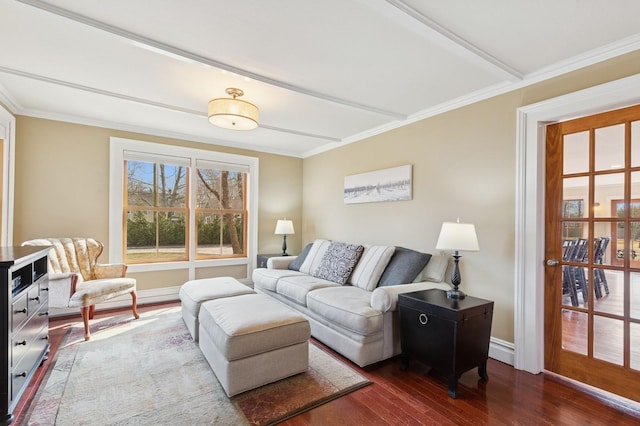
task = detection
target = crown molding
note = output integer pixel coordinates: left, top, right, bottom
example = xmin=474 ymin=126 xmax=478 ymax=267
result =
xmin=524 ymin=32 xmax=640 ymax=81
xmin=19 ymin=107 xmax=307 ymax=158
xmin=0 ymin=82 xmax=20 ymax=114
xmin=303 ymin=34 xmax=640 ymax=158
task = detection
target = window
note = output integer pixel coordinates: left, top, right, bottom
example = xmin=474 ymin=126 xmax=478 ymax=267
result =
xmin=125 ymin=156 xmax=190 ymax=263
xmin=195 ymin=160 xmax=248 ymax=259
xmin=110 ymin=138 xmax=258 ymax=272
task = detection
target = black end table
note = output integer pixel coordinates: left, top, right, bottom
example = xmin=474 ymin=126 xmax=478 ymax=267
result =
xmin=256 ymin=253 xmax=291 ymax=268
xmin=398 ymin=289 xmax=494 ymax=398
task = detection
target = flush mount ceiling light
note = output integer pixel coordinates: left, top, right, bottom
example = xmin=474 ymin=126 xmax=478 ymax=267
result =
xmin=208 ymin=87 xmax=259 ymax=130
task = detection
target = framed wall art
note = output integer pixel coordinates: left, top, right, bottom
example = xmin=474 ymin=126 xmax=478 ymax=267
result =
xmin=344 ymin=164 xmax=412 ymax=204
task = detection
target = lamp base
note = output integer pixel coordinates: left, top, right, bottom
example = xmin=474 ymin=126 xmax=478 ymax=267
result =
xmin=280 ymin=234 xmax=289 ymax=256
xmin=446 ymin=288 xmax=466 ymax=300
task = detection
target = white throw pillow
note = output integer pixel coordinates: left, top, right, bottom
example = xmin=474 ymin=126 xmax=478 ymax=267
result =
xmin=299 ymin=239 xmax=331 ymax=275
xmin=349 ymin=245 xmax=395 ymax=291
xmin=413 ymin=254 xmax=449 ymax=283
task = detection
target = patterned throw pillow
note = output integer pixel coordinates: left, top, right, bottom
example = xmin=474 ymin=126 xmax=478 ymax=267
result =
xmin=314 ymin=242 xmax=364 ymax=285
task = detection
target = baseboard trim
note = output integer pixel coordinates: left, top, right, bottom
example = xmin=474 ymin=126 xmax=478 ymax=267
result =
xmin=48 ymin=286 xmax=181 ymax=317
xmin=47 ymin=279 xmax=254 ymax=317
xmin=489 ymin=337 xmax=515 ymax=366
xmin=49 ymin=282 xmax=516 ymax=369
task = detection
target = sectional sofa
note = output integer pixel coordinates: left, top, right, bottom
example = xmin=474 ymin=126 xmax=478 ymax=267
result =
xmin=252 ymin=239 xmax=451 ymax=367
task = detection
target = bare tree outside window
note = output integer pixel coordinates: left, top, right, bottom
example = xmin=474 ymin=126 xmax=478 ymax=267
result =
xmin=196 ymin=168 xmax=246 ymax=258
xmin=125 ymin=160 xmax=188 ymax=263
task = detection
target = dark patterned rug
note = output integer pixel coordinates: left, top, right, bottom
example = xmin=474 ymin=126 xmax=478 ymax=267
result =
xmin=25 ymin=306 xmax=371 ymax=425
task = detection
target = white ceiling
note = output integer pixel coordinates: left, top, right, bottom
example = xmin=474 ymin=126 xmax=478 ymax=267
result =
xmin=1 ymin=0 xmax=639 ymax=158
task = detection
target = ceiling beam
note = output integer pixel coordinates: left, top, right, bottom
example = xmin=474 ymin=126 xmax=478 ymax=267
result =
xmin=16 ymin=0 xmax=407 ymax=120
xmin=384 ymin=0 xmax=524 ymax=81
xmin=0 ymin=66 xmax=341 ymax=142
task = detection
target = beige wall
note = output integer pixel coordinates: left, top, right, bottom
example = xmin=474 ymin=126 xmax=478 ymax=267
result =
xmin=302 ymin=51 xmax=640 ymax=344
xmin=11 ymin=49 xmax=640 ymax=343
xmin=13 ymin=117 xmax=303 ymax=290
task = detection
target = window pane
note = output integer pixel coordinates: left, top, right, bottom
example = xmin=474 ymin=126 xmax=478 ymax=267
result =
xmin=632 ymin=272 xmax=640 ymax=320
xmin=158 ymin=211 xmax=186 ymax=254
xmin=594 ymin=316 xmax=623 ymax=365
xmin=563 ymin=131 xmax=589 ymax=174
xmin=562 ymin=309 xmax=587 ymax=355
xmin=156 ymin=164 xmax=187 ymax=208
xmin=593 ymin=269 xmax=621 ymax=316
xmin=631 ymin=322 xmax=640 ymax=371
xmin=633 ymin=121 xmax=640 ymax=167
xmin=562 ymin=266 xmax=587 ymax=308
xmin=196 ymin=167 xmax=246 ymax=258
xmin=126 ymin=210 xmax=187 ymax=262
xmin=127 ymin=161 xmax=155 ymax=207
xmin=595 ymin=124 xmax=624 ymax=172
xmin=593 ymin=223 xmax=613 ymax=266
xmin=126 ymin=161 xmax=187 ymax=208
xmin=126 ymin=210 xmax=156 ymax=253
xmin=196 ymin=213 xmax=245 ymax=257
xmin=197 ymin=168 xmax=244 ymax=209
xmin=594 ymin=173 xmax=624 ymax=218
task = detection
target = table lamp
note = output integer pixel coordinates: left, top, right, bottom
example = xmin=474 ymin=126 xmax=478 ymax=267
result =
xmin=274 ymin=219 xmax=295 ymax=256
xmin=435 ymin=219 xmax=479 ymax=299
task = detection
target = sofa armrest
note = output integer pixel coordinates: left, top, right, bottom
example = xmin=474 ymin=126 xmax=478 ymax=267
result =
xmin=94 ymin=263 xmax=127 ymax=279
xmin=267 ymin=256 xmax=297 ymax=270
xmin=47 ymin=272 xmax=79 ymax=308
xmin=371 ymin=281 xmax=451 ymax=312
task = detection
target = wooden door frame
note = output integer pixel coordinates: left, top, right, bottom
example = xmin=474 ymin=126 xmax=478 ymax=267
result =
xmin=514 ymin=73 xmax=640 ymax=374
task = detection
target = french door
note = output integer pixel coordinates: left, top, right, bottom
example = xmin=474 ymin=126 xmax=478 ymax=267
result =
xmin=544 ymin=103 xmax=640 ymax=401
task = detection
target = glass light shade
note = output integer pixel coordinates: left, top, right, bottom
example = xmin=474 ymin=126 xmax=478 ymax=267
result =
xmin=208 ymin=98 xmax=259 ymax=130
xmin=435 ymin=222 xmax=479 ymax=252
xmin=274 ymin=219 xmax=295 ymax=235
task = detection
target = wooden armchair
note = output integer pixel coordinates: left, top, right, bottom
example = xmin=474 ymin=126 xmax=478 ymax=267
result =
xmin=22 ymin=237 xmax=139 ymax=341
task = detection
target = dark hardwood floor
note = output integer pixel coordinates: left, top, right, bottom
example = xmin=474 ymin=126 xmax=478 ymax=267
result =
xmin=14 ymin=302 xmax=640 ymax=425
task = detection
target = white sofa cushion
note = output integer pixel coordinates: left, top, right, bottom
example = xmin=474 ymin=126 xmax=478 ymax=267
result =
xmin=307 ymin=286 xmax=383 ymax=336
xmin=299 ymin=239 xmax=331 ymax=275
xmin=252 ymin=268 xmax=306 ymax=292
xmin=349 ymin=245 xmax=395 ymax=291
xmin=276 ymin=275 xmax=339 ymax=306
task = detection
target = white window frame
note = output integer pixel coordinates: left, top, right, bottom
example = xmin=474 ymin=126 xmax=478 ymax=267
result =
xmin=109 ymin=137 xmax=259 ymax=279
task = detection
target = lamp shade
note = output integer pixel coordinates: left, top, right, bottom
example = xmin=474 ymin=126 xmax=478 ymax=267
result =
xmin=435 ymin=221 xmax=479 ymax=252
xmin=208 ymin=88 xmax=259 ymax=130
xmin=274 ymin=219 xmax=295 ymax=235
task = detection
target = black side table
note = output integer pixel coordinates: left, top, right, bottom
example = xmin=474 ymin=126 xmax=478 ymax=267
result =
xmin=398 ymin=289 xmax=494 ymax=398
xmin=256 ymin=253 xmax=289 ymax=268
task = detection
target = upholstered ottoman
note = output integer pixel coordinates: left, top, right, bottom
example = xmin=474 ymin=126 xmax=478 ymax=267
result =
xmin=198 ymin=293 xmax=311 ymax=397
xmin=179 ymin=277 xmax=254 ymax=341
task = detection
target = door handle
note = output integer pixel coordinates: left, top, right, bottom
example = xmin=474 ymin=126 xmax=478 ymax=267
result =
xmin=546 ymin=259 xmax=560 ymax=266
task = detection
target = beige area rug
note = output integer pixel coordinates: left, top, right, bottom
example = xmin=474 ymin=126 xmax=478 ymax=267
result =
xmin=25 ymin=306 xmax=371 ymax=425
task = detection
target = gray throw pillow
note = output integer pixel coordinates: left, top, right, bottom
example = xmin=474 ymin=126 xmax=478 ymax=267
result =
xmin=288 ymin=243 xmax=313 ymax=271
xmin=378 ymin=247 xmax=432 ymax=286
xmin=314 ymin=242 xmax=364 ymax=285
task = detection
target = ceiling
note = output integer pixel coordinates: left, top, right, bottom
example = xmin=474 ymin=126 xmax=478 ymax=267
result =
xmin=1 ymin=0 xmax=639 ymax=158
